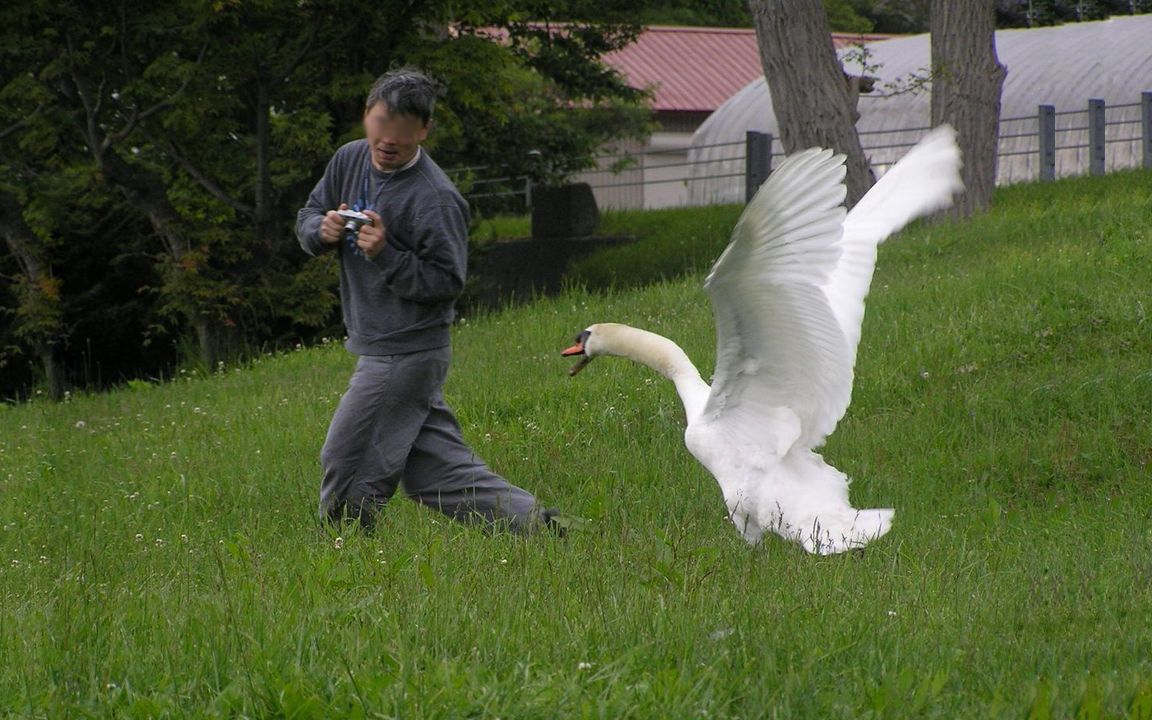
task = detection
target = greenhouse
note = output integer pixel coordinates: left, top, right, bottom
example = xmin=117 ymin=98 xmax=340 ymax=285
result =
xmin=687 ymin=14 xmax=1152 ymax=205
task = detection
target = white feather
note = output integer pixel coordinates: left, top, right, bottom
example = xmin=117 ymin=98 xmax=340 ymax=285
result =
xmin=571 ymin=126 xmax=963 ymax=554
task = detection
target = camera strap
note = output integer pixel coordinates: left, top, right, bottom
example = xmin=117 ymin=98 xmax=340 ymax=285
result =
xmin=355 ymin=164 xmax=394 ymax=215
xmin=354 ymin=147 xmax=422 ymax=214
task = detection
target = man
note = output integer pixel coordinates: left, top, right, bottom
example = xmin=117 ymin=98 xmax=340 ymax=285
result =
xmin=296 ymin=69 xmax=552 ymax=533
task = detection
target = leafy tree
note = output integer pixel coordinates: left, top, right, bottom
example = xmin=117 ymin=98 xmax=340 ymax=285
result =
xmin=0 ymin=3 xmax=76 ymax=398
xmin=561 ymin=0 xmax=875 ymax=31
xmin=823 ymin=0 xmax=878 ymax=31
xmin=431 ymin=18 xmax=652 ymax=187
xmin=995 ymin=0 xmax=1152 ymax=25
xmin=852 ymin=0 xmax=931 ymax=32
xmin=0 ymin=0 xmax=652 ymax=398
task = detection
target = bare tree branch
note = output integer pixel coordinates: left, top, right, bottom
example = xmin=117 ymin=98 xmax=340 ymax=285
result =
xmin=139 ymin=126 xmax=255 ymax=218
xmin=106 ymin=44 xmax=208 ymax=151
xmin=0 ymin=104 xmax=45 ymax=142
xmin=269 ymin=25 xmax=319 ymax=92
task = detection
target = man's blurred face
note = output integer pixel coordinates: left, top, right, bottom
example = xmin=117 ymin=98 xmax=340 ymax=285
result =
xmin=363 ymin=102 xmax=428 ymax=171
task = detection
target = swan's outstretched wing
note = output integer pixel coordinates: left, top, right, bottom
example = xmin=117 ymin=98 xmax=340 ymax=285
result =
xmin=702 ymin=148 xmax=852 ymax=452
xmin=702 ymin=126 xmax=962 ymax=452
xmin=823 ymin=125 xmax=963 ymax=370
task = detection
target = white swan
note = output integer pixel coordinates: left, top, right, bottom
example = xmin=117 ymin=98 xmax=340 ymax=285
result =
xmin=562 ymin=126 xmax=963 ymax=554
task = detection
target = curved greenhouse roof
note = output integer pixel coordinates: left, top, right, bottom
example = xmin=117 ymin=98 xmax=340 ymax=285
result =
xmin=688 ymin=15 xmax=1152 ymax=205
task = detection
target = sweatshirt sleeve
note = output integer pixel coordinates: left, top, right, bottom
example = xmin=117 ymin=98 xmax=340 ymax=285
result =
xmin=296 ymin=154 xmax=341 ymax=257
xmin=372 ymin=199 xmax=468 ymax=304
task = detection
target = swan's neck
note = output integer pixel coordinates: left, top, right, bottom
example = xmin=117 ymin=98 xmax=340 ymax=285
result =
xmin=598 ymin=325 xmax=710 ymax=421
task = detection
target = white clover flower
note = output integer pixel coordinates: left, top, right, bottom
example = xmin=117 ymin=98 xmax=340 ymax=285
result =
xmin=577 ymin=662 xmax=593 ymax=671
xmin=333 ymin=537 xmax=344 ymax=550
xmin=75 ymin=421 xmax=87 ymax=429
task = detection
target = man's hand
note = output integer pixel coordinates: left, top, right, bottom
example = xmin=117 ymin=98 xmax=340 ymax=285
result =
xmin=357 ymin=210 xmax=387 ymax=259
xmin=320 ymin=203 xmax=350 ymax=244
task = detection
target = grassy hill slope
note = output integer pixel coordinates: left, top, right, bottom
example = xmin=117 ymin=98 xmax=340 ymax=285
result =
xmin=2 ymin=170 xmax=1151 ymax=717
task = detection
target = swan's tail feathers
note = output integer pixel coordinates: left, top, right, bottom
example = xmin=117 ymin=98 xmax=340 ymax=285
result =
xmin=802 ymin=507 xmax=895 ymax=555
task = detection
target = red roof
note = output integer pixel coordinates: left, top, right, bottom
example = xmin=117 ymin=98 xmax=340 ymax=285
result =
xmin=605 ymin=26 xmax=890 ymax=113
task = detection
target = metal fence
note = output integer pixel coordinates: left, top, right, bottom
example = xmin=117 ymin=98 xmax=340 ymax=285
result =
xmin=451 ymin=90 xmax=1152 ymax=214
xmin=443 ymin=166 xmax=534 ymax=217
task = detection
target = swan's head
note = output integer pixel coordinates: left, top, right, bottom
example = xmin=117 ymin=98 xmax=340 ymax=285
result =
xmin=560 ymin=324 xmax=610 ymax=376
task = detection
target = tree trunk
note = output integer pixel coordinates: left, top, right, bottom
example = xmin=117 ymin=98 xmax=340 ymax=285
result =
xmin=253 ymin=78 xmax=275 ymax=248
xmin=749 ymin=0 xmax=874 ymax=207
xmin=98 ymin=149 xmax=222 ymax=367
xmin=930 ymin=0 xmax=1006 ymax=217
xmin=193 ymin=315 xmax=217 ymax=369
xmin=36 ymin=344 xmax=65 ymax=400
xmin=98 ymin=149 xmax=190 ymax=260
xmin=0 ymin=189 xmax=66 ymax=400
xmin=61 ymin=61 xmax=223 ymax=369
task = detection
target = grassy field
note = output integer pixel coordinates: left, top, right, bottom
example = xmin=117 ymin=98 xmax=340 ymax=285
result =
xmin=2 ymin=170 xmax=1152 ymax=718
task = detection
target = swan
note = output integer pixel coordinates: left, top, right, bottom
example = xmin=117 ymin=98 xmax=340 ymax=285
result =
xmin=561 ymin=126 xmax=963 ymax=554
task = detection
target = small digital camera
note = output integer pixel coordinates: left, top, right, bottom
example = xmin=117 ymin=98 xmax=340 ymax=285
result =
xmin=336 ymin=209 xmax=372 ymax=257
xmin=336 ymin=209 xmax=372 ymax=236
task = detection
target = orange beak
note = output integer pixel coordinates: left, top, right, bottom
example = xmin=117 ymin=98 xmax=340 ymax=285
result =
xmin=561 ymin=340 xmax=592 ymax=376
xmin=561 ymin=340 xmax=584 ymax=357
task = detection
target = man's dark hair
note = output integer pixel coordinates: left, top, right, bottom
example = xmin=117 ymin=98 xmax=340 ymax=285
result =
xmin=366 ymin=68 xmax=437 ymax=125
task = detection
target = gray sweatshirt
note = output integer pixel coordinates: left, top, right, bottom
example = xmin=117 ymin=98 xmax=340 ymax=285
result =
xmin=296 ymin=141 xmax=469 ymax=355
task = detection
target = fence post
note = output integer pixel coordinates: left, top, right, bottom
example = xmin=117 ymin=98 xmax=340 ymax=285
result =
xmin=1038 ymin=104 xmax=1056 ymax=181
xmin=745 ymin=131 xmax=773 ymax=203
xmin=524 ymin=176 xmax=533 ymax=211
xmin=1088 ymin=98 xmax=1106 ymax=176
xmin=1142 ymin=91 xmax=1152 ymax=170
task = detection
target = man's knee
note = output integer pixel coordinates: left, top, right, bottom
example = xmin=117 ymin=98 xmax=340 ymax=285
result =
xmin=319 ymin=439 xmax=349 ymax=476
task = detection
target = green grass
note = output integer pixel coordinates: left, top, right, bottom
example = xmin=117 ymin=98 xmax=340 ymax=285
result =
xmin=569 ymin=205 xmax=744 ymax=290
xmin=3 ymin=170 xmax=1152 ymax=718
xmin=471 ymin=206 xmax=743 ymax=292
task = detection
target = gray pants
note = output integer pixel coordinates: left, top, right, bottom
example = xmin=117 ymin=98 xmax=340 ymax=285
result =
xmin=319 ymin=347 xmax=539 ymax=531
